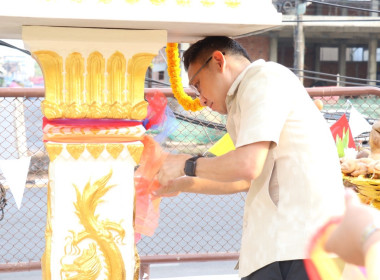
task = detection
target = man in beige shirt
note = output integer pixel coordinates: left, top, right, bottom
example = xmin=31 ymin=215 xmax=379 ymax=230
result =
xmin=155 ymin=36 xmax=344 ymax=280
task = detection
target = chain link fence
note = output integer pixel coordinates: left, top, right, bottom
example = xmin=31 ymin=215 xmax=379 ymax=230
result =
xmin=0 ymin=88 xmax=379 ymax=272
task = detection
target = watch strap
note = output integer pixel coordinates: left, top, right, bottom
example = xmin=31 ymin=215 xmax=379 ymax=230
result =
xmin=184 ymin=155 xmax=203 ymax=177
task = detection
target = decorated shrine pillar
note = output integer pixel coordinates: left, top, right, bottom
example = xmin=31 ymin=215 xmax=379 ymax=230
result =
xmin=23 ymin=26 xmax=166 ymax=280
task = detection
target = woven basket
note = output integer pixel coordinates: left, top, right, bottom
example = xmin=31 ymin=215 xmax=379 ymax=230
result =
xmin=343 ymin=175 xmax=380 ymax=209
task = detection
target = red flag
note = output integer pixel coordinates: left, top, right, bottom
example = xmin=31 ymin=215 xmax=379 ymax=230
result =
xmin=330 ymin=114 xmax=356 ymax=157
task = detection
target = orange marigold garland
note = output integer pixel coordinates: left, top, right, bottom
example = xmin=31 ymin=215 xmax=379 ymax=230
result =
xmin=166 ymin=43 xmax=203 ymax=112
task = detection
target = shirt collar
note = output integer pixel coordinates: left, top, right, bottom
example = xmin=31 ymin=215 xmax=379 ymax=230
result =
xmin=226 ymin=59 xmax=265 ymax=97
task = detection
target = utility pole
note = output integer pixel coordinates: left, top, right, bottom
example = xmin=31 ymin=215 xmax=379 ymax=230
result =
xmin=293 ymin=0 xmax=305 ymax=84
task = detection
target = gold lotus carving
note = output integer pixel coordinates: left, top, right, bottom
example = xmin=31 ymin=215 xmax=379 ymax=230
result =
xmin=87 ymin=102 xmax=109 ymax=119
xmin=66 ymin=144 xmax=85 ymax=160
xmin=45 ymin=143 xmax=63 ymax=162
xmin=131 ymin=100 xmax=148 ymax=120
xmin=64 ymin=102 xmax=88 ymax=119
xmin=127 ymin=144 xmax=144 ymax=165
xmin=86 ymin=144 xmax=105 ymax=159
xmin=224 ymin=0 xmax=241 ymax=8
xmin=43 ymin=101 xmax=145 ymax=119
xmin=109 ymin=102 xmax=127 ymax=119
xmin=201 ymin=0 xmax=215 ymax=7
xmin=41 ymin=100 xmax=64 ymax=120
xmin=34 ymin=50 xmax=154 ymax=120
xmin=176 ymin=0 xmax=190 ymax=5
xmin=33 ymin=51 xmax=63 ymax=106
xmin=107 ymin=52 xmax=127 ymax=105
xmin=150 ymin=0 xmax=165 ymax=5
xmin=87 ymin=52 xmax=105 ymax=106
xmin=106 ymin=144 xmax=124 ymax=159
xmin=66 ymin=53 xmax=85 ymax=106
xmin=127 ymin=53 xmax=155 ymax=112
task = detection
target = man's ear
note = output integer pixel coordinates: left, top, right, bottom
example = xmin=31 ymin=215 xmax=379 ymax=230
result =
xmin=212 ymin=51 xmax=226 ymax=72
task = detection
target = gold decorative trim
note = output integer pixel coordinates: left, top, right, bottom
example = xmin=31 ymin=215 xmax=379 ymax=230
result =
xmin=107 ymin=52 xmax=126 ymax=105
xmin=201 ymin=0 xmax=215 ymax=7
xmin=46 ymin=143 xmax=145 ymax=160
xmin=66 ymin=52 xmax=85 ymax=107
xmin=127 ymin=144 xmax=144 ymax=165
xmin=35 ymin=50 xmax=155 ymax=120
xmin=127 ymin=53 xmax=156 ymax=119
xmin=150 ymin=0 xmax=165 ymax=5
xmin=106 ymin=144 xmax=125 ymax=159
xmin=107 ymin=52 xmax=130 ymax=119
xmin=43 ymin=101 xmax=145 ymax=119
xmin=42 ymin=181 xmax=52 ymax=280
xmin=34 ymin=51 xmax=63 ymax=105
xmin=44 ymin=124 xmax=145 ymax=141
xmin=45 ymin=143 xmax=63 ymax=162
xmin=109 ymin=102 xmax=127 ymax=119
xmin=225 ymin=0 xmax=241 ymax=8
xmin=66 ymin=144 xmax=85 ymax=160
xmin=88 ymin=102 xmax=110 ymax=119
xmin=87 ymin=52 xmax=107 ymax=118
xmin=65 ymin=102 xmax=89 ymax=119
xmin=60 ymin=171 xmax=126 ymax=279
xmin=130 ymin=100 xmax=148 ymax=121
xmin=176 ymin=0 xmax=190 ymax=6
xmin=34 ymin=51 xmax=64 ymax=119
xmin=86 ymin=144 xmax=105 ymax=159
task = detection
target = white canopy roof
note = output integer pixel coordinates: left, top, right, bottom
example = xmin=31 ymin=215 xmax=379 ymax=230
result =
xmin=0 ymin=0 xmax=282 ymax=42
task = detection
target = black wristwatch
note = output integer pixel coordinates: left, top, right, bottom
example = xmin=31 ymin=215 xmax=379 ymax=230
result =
xmin=184 ymin=155 xmax=203 ymax=177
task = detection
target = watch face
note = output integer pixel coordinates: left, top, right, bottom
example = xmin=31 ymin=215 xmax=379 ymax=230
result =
xmin=184 ymin=159 xmax=196 ymax=177
xmin=184 ymin=156 xmax=202 ymax=177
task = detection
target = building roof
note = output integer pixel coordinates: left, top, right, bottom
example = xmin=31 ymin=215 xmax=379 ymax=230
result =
xmin=0 ymin=0 xmax=282 ymax=43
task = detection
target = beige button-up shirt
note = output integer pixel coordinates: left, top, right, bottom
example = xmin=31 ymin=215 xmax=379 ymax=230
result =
xmin=225 ymin=60 xmax=345 ymax=277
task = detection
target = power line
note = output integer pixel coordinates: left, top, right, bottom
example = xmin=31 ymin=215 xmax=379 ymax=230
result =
xmin=297 ymin=74 xmax=380 ymax=87
xmin=291 ymin=68 xmax=380 ymax=84
xmin=145 ymin=78 xmax=170 ymax=87
xmin=0 ymin=40 xmax=31 ymax=55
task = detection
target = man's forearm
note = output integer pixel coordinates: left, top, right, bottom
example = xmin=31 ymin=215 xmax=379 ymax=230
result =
xmin=195 ymin=141 xmax=271 ymax=182
xmin=183 ymin=177 xmax=250 ymax=195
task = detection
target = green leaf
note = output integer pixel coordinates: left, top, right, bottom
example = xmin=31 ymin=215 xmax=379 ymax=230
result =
xmin=342 ymin=128 xmax=350 ymax=150
xmin=335 ymin=134 xmax=345 ymax=158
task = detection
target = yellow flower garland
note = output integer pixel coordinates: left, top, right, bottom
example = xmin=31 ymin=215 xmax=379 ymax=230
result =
xmin=166 ymin=43 xmax=203 ymax=112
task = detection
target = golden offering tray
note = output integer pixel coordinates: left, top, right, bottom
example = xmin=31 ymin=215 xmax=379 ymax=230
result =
xmin=343 ymin=175 xmax=380 ymax=210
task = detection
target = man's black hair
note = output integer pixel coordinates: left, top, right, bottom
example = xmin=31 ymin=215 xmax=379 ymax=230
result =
xmin=183 ymin=36 xmax=251 ymax=71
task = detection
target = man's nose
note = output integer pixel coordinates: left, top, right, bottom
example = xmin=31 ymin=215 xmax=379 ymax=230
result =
xmin=199 ymin=95 xmax=207 ymax=106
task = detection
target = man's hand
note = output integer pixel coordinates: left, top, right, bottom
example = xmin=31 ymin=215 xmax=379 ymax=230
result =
xmin=157 ymin=153 xmax=192 ymax=187
xmin=153 ymin=176 xmax=193 ymax=197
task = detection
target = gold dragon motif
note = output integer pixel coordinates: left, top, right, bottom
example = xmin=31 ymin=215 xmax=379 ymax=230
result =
xmin=60 ymin=171 xmax=127 ymax=279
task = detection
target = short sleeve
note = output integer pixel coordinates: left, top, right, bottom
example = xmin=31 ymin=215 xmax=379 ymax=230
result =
xmin=234 ymin=63 xmax=301 ymax=148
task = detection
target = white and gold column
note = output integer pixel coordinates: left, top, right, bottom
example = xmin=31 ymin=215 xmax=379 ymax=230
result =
xmin=23 ymin=26 xmax=166 ymax=280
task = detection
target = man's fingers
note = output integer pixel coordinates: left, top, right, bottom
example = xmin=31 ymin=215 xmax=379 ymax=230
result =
xmin=152 ymin=179 xmax=173 ymax=197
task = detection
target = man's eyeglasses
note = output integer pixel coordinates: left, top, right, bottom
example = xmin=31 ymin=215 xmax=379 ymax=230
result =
xmin=189 ymin=56 xmax=212 ymax=97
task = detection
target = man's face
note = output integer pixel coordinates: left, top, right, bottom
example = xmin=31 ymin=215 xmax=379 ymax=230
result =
xmin=187 ymin=55 xmax=228 ymax=114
